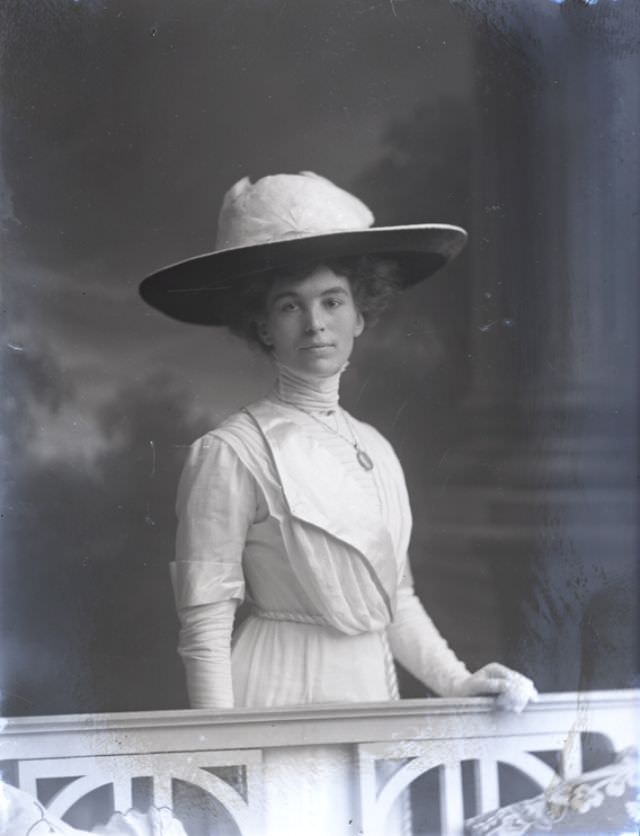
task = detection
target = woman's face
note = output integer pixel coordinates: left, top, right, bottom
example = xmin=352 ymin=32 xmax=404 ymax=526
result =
xmin=259 ymin=265 xmax=365 ymax=378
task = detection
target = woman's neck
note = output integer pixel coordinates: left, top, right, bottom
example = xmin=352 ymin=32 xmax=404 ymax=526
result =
xmin=273 ymin=361 xmax=342 ymax=413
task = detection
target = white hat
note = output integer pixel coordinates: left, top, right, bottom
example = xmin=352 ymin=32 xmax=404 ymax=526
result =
xmin=140 ymin=171 xmax=467 ymax=325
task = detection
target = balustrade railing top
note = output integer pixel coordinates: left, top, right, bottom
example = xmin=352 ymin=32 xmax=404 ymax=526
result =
xmin=2 ymin=690 xmax=638 ymax=757
xmin=1 ymin=690 xmax=638 ymax=836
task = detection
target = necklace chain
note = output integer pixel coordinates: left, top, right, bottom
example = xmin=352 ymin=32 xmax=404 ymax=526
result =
xmin=274 ymin=397 xmax=375 ymax=471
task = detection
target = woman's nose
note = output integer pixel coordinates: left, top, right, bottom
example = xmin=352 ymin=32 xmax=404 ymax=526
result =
xmin=304 ymin=305 xmax=325 ymax=333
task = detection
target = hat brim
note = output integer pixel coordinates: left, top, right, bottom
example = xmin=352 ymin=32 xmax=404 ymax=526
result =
xmin=139 ymin=224 xmax=467 ymax=326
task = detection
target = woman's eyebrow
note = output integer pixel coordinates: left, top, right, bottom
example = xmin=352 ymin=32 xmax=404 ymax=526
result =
xmin=321 ymin=286 xmax=349 ymax=296
xmin=269 ymin=289 xmax=300 ymax=303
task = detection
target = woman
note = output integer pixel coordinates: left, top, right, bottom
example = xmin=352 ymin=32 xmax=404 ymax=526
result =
xmin=140 ymin=171 xmax=537 ymax=713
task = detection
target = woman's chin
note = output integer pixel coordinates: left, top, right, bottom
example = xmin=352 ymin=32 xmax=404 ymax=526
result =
xmin=273 ymin=348 xmax=347 ymax=379
xmin=294 ymin=357 xmax=345 ymax=379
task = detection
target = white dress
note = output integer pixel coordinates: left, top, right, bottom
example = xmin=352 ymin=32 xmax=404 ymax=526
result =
xmin=171 ymin=372 xmax=473 ymax=836
xmin=171 ymin=376 xmax=470 ymax=710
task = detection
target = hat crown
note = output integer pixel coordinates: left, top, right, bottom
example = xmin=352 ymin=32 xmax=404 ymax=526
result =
xmin=215 ymin=171 xmax=375 ymax=251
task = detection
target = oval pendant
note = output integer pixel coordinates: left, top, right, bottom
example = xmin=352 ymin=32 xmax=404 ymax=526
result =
xmin=356 ymin=448 xmax=374 ymax=471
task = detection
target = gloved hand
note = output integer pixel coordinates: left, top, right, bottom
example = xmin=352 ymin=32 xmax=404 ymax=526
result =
xmin=451 ymin=662 xmax=539 ymax=713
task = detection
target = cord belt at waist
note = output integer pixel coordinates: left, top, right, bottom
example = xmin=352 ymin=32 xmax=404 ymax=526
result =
xmin=250 ymin=607 xmax=330 ymax=626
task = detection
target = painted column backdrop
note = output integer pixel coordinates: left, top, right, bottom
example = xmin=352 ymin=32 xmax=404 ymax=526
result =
xmin=0 ymin=0 xmax=638 ymax=716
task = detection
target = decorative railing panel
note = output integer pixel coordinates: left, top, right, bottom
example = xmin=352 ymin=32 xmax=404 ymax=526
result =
xmin=1 ymin=690 xmax=638 ymax=835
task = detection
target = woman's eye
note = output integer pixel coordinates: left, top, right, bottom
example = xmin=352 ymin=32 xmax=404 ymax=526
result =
xmin=324 ymin=297 xmax=342 ymax=308
xmin=280 ymin=302 xmax=298 ymax=312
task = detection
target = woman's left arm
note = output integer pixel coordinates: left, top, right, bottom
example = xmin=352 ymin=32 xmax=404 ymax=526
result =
xmin=375 ymin=428 xmax=537 ymax=712
xmin=387 ymin=575 xmax=538 ymax=712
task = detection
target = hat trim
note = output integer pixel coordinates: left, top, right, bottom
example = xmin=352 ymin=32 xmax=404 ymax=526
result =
xmin=212 ymin=222 xmax=465 ymax=257
xmin=152 ymin=223 xmax=466 ymax=278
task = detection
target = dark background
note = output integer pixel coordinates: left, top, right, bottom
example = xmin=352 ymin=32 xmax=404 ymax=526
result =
xmin=0 ymin=0 xmax=638 ymax=716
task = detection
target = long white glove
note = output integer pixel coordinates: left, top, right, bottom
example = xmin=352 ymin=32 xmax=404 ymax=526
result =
xmin=387 ymin=586 xmax=538 ymax=712
xmin=450 ymin=662 xmax=538 ymax=713
xmin=176 ymin=599 xmax=236 ymax=709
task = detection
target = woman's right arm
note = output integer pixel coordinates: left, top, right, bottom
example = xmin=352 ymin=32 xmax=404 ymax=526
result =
xmin=172 ymin=433 xmax=257 ymax=710
xmin=175 ymin=600 xmax=236 ymax=709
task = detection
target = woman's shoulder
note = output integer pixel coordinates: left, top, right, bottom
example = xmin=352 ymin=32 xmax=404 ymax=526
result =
xmin=178 ymin=409 xmax=264 ymax=492
xmin=177 ymin=411 xmax=266 ymax=510
xmin=213 ymin=407 xmax=257 ymax=436
xmin=188 ymin=407 xmax=260 ymax=454
xmin=187 ymin=399 xmax=279 ymax=469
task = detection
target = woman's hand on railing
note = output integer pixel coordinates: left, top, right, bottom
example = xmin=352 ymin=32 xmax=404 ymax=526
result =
xmin=451 ymin=662 xmax=539 ymax=713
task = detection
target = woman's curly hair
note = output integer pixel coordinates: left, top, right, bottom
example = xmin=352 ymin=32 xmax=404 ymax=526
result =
xmin=227 ymin=256 xmax=401 ymax=353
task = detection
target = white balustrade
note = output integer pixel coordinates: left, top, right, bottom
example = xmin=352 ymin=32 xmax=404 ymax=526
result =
xmin=1 ymin=690 xmax=638 ymax=836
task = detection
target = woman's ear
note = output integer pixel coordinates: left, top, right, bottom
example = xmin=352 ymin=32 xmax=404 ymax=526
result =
xmin=354 ymin=311 xmax=365 ymax=338
xmin=257 ymin=319 xmax=273 ymax=346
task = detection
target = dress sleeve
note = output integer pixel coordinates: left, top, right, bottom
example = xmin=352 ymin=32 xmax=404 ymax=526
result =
xmin=171 ymin=432 xmax=261 ymax=709
xmin=387 ymin=559 xmax=471 ymax=697
xmin=172 ymin=433 xmax=261 ymax=608
xmin=377 ymin=434 xmax=471 ymax=696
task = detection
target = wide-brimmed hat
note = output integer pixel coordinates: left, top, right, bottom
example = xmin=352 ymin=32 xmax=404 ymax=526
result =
xmin=139 ymin=171 xmax=467 ymax=325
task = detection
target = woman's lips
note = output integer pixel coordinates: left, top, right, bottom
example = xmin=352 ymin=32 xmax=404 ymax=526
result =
xmin=300 ymin=343 xmax=334 ymax=351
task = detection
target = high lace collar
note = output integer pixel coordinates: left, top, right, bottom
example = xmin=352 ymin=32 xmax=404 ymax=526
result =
xmin=272 ymin=361 xmax=343 ymax=413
